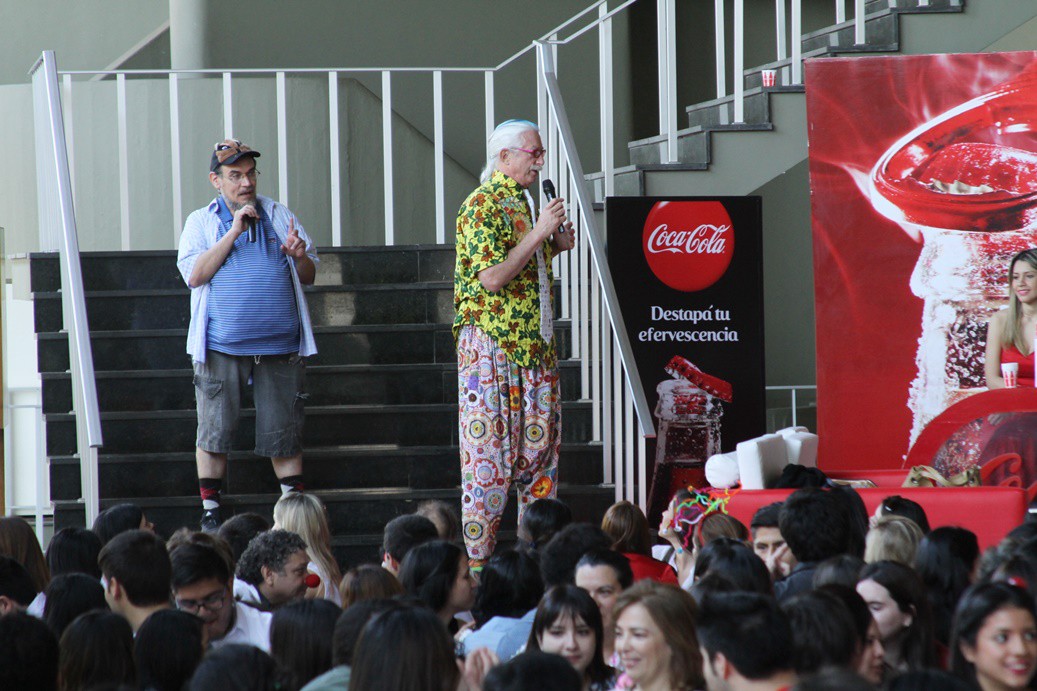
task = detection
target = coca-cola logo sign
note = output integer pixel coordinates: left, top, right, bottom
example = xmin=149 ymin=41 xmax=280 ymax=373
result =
xmin=642 ymin=201 xmax=735 ymax=291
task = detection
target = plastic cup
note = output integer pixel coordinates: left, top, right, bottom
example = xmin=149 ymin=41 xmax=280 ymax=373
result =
xmin=1002 ymin=362 xmax=1019 ymax=388
xmin=762 ymin=70 xmax=777 ymax=88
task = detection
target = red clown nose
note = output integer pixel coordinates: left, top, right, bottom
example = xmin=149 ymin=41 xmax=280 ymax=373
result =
xmin=305 ymin=573 xmax=321 ymax=589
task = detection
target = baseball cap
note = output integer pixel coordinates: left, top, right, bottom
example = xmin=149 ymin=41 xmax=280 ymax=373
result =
xmin=210 ymin=139 xmax=261 ymax=172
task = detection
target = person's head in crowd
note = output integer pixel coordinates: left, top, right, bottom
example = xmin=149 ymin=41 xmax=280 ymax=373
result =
xmin=817 ymin=583 xmax=884 ymax=686
xmin=693 ymin=537 xmax=772 ymax=595
xmin=339 ymin=562 xmax=404 ymax=608
xmin=273 ymin=491 xmax=342 ymax=599
xmin=0 ymin=610 xmax=59 ymax=691
xmin=44 ymin=572 xmax=108 ymax=638
xmin=916 ymin=525 xmax=980 ymax=645
xmin=601 ymin=500 xmax=654 ymax=556
xmin=169 ymin=541 xmax=237 ymax=644
xmin=188 ymin=643 xmax=290 ymax=691
xmin=58 ymin=610 xmax=136 ymax=691
xmin=696 ymin=592 xmax=796 ymax=691
xmin=0 ymin=516 xmax=50 ymax=594
xmin=789 ymin=667 xmax=874 ymax=691
xmin=1008 ymin=521 xmax=1037 ymax=544
xmin=134 ymin=609 xmax=204 ymax=691
xmin=399 ymin=540 xmax=475 ymax=628
xmin=750 ymin=502 xmax=794 ymax=566
xmin=0 ymin=555 xmax=36 ymax=614
xmin=348 ymin=604 xmax=460 ymax=691
xmin=92 ymin=503 xmax=154 ymax=546
xmin=857 ymin=560 xmax=936 ymax=671
xmin=540 ymin=523 xmax=612 ymax=589
xmin=575 ymin=548 xmax=633 ymax=651
xmin=472 ymin=549 xmax=543 ymax=627
xmin=216 ymin=512 xmax=269 ymax=564
xmin=864 ymin=515 xmax=924 ymax=566
xmin=332 ymin=598 xmax=403 ymax=669
xmin=415 ymin=500 xmax=461 ymax=542
xmin=693 ymin=513 xmax=749 ymax=555
xmin=873 ymin=495 xmax=931 ymax=534
xmin=236 ymin=529 xmax=309 ymax=608
xmin=992 ymin=554 xmax=1037 ymax=594
xmin=380 ymin=514 xmax=438 ymax=575
xmin=689 ymin=571 xmax=740 ymax=604
xmin=97 ymin=529 xmax=171 ymax=632
xmin=828 ymin=485 xmax=869 ymax=559
xmin=166 ymin=528 xmax=236 ymax=575
xmin=812 ymin=554 xmax=865 ymax=589
xmin=951 ymin=581 xmax=1037 ymax=691
xmin=527 ymin=585 xmax=612 ymax=688
xmin=517 ymin=498 xmax=573 ymax=559
xmin=46 ymin=527 xmax=103 ymax=579
xmin=270 ymin=598 xmax=342 ymax=689
xmin=613 ymin=580 xmax=703 ymax=690
xmin=779 ymin=488 xmax=853 ymax=565
xmin=482 ymin=650 xmax=583 ymax=691
xmin=781 ymin=589 xmax=860 ymax=676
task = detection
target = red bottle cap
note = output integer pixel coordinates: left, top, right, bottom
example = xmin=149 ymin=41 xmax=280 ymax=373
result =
xmin=664 ymin=356 xmax=733 ymax=402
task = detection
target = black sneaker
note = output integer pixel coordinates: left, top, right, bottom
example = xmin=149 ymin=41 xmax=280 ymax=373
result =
xmin=200 ymin=508 xmax=222 ymax=533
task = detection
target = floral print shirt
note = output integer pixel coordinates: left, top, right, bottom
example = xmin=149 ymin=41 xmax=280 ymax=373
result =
xmin=453 ymin=170 xmax=556 ymax=368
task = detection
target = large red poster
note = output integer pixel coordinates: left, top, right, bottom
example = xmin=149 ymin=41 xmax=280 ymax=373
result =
xmin=807 ymin=52 xmax=1037 ymax=472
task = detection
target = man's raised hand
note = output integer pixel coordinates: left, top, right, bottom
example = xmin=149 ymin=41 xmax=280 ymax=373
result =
xmin=281 ymin=216 xmax=306 ymax=259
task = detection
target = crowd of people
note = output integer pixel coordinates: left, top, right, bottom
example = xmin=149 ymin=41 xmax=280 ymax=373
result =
xmin=1 ymin=485 xmax=1037 ymax=691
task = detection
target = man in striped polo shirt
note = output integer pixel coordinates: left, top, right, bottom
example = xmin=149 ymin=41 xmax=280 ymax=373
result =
xmin=177 ymin=139 xmax=318 ymax=533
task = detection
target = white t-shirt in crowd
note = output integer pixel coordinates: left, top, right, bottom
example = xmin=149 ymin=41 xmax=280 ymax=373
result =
xmin=212 ymin=601 xmax=272 ymax=652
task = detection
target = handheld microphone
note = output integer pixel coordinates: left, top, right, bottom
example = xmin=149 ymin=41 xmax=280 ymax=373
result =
xmin=246 ymin=217 xmax=257 ymax=243
xmin=542 ymin=179 xmax=566 ymax=233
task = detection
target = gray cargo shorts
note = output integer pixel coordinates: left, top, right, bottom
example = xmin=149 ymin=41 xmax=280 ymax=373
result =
xmin=193 ymin=349 xmax=307 ymax=458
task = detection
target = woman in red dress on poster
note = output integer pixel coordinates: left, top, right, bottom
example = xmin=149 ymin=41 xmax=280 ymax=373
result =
xmin=981 ymin=249 xmax=1037 ymax=487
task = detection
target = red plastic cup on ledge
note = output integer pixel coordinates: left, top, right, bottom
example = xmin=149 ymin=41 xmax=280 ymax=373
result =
xmin=761 ymin=70 xmax=777 ymax=88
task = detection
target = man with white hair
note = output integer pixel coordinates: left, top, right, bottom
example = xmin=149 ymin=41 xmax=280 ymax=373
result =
xmin=453 ymin=119 xmax=575 ymax=569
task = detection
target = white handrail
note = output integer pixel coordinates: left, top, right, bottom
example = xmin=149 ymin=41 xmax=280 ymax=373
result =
xmin=29 ymin=50 xmax=104 ymax=525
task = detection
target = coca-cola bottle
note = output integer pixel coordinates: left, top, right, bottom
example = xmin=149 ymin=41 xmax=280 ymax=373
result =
xmin=654 ymin=356 xmax=731 ymax=468
xmin=869 ymin=62 xmax=1037 ymax=449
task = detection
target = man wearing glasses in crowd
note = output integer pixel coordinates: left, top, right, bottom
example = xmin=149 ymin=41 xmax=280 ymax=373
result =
xmin=453 ymin=120 xmax=576 ymax=569
xmin=177 ymin=139 xmax=318 ymax=533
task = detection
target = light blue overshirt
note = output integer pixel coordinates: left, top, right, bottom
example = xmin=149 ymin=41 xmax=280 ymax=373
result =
xmin=177 ymin=195 xmax=318 ymax=363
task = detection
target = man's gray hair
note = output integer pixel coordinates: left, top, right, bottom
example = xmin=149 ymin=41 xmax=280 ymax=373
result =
xmin=235 ymin=529 xmax=307 ymax=586
xmin=480 ymin=119 xmax=540 ymax=183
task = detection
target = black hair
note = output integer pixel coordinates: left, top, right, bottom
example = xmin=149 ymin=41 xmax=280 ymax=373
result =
xmin=879 ymin=495 xmax=931 ymax=534
xmin=791 ymin=667 xmax=875 ymax=691
xmin=697 ymin=592 xmax=793 ymax=679
xmin=526 ymin=585 xmax=612 ymax=685
xmin=517 ymin=498 xmax=573 ymax=558
xmin=688 ymin=571 xmax=740 ymax=603
xmin=915 ymin=526 xmax=979 ymax=645
xmin=539 ymin=523 xmax=611 ymax=589
xmin=216 ymin=513 xmax=270 ymax=564
xmin=348 ymin=605 xmax=460 ymax=691
xmin=46 ymin=527 xmax=103 ymax=579
xmin=576 ymin=548 xmax=634 ymax=590
xmin=170 ymin=541 xmax=231 ymax=590
xmin=483 ymin=650 xmax=583 ymax=691
xmin=951 ymin=581 xmax=1037 ymax=686
xmin=399 ymin=540 xmax=465 ymax=615
xmin=332 ymin=598 xmax=403 ymax=666
xmin=235 ymin=529 xmax=306 ymax=586
xmin=92 ymin=503 xmax=146 ymax=546
xmin=694 ymin=537 xmax=772 ymax=595
xmin=188 ymin=644 xmax=290 ymax=691
xmin=816 ymin=583 xmax=871 ymax=644
xmin=885 ymin=668 xmax=974 ymax=691
xmin=97 ymin=529 xmax=171 ymax=607
xmin=750 ymin=502 xmax=783 ymax=532
xmin=472 ymin=549 xmax=544 ymax=627
xmin=859 ymin=560 xmax=937 ymax=669
xmin=58 ymin=610 xmax=136 ymax=690
xmin=381 ymin=514 xmax=439 ymax=565
xmin=0 ymin=554 xmax=37 ymax=607
xmin=779 ymin=488 xmax=853 ymax=563
xmin=134 ymin=609 xmax=203 ymax=691
xmin=781 ymin=589 xmax=860 ymax=675
xmin=812 ymin=554 xmax=865 ymax=590
xmin=271 ymin=598 xmax=342 ymax=688
xmin=828 ymin=485 xmax=868 ymax=559
xmin=0 ymin=610 xmax=59 ymax=691
xmin=43 ymin=572 xmax=108 ymax=638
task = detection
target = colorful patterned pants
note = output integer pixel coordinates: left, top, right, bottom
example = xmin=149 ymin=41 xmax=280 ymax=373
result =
xmin=457 ymin=325 xmax=561 ymax=563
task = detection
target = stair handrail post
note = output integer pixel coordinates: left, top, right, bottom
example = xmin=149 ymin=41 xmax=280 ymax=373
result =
xmin=657 ymin=0 xmax=677 ymax=162
xmin=715 ymin=0 xmax=727 ymax=99
xmin=30 ymin=51 xmax=104 ymax=525
xmin=792 ymin=0 xmax=803 ymax=84
xmin=734 ymin=0 xmax=745 ymax=124
xmin=535 ymin=40 xmax=656 ymax=444
xmin=854 ymin=0 xmax=866 ymax=45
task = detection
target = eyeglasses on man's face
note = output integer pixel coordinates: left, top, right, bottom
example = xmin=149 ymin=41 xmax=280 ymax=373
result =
xmin=175 ymin=589 xmax=227 ymax=614
xmin=222 ymin=169 xmax=260 ymax=184
xmin=510 ymin=147 xmax=547 ymax=159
